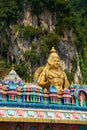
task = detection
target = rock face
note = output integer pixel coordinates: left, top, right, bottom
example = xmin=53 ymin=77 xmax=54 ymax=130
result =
xmin=0 ymin=3 xmax=82 ymax=81
xmin=58 ymin=40 xmax=77 ymax=70
xmin=23 ymin=4 xmax=56 ymax=31
xmin=58 ymin=40 xmax=82 ymax=82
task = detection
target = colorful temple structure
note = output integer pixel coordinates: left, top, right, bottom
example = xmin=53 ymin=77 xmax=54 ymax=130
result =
xmin=0 ymin=47 xmax=87 ymax=130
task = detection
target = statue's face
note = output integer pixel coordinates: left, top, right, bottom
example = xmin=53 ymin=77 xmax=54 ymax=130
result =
xmin=54 ymin=57 xmax=60 ymax=68
xmin=48 ymin=53 xmax=60 ymax=69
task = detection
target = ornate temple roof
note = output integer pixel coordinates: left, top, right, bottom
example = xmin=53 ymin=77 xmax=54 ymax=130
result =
xmin=3 ymin=69 xmax=22 ymax=83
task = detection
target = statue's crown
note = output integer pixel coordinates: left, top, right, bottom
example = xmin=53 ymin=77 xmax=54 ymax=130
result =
xmin=49 ymin=47 xmax=59 ymax=59
xmin=50 ymin=47 xmax=56 ymax=53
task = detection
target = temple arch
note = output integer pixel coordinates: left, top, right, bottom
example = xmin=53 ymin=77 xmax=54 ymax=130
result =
xmin=44 ymin=125 xmax=51 ymax=130
xmin=29 ymin=126 xmax=36 ymax=130
xmin=14 ymin=124 xmax=23 ymax=130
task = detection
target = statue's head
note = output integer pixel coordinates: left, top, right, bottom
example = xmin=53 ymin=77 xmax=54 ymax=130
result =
xmin=47 ymin=47 xmax=60 ymax=68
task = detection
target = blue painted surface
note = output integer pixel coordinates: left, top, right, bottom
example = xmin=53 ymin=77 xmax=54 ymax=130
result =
xmin=8 ymin=81 xmax=17 ymax=90
xmin=0 ymin=101 xmax=87 ymax=111
xmin=49 ymin=84 xmax=57 ymax=93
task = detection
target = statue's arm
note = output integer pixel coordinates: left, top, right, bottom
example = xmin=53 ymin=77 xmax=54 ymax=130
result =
xmin=63 ymin=72 xmax=69 ymax=89
xmin=37 ymin=71 xmax=49 ymax=88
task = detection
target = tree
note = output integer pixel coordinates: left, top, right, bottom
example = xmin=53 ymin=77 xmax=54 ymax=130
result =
xmin=0 ymin=0 xmax=24 ymax=33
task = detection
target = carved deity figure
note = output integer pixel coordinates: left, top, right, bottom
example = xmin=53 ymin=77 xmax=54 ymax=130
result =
xmin=34 ymin=47 xmax=69 ymax=91
xmin=79 ymin=91 xmax=86 ymax=106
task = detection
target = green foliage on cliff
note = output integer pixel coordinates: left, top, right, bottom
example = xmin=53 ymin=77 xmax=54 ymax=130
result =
xmin=14 ymin=61 xmax=28 ymax=81
xmin=19 ymin=25 xmax=43 ymax=40
xmin=70 ymin=0 xmax=87 ymax=83
xmin=42 ymin=32 xmax=60 ymax=49
xmin=0 ymin=61 xmax=11 ymax=79
xmin=0 ymin=0 xmax=24 ymax=33
xmin=24 ymin=43 xmax=40 ymax=75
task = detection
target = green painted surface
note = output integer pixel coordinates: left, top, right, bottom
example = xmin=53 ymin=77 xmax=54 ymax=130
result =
xmin=79 ymin=125 xmax=87 ymax=130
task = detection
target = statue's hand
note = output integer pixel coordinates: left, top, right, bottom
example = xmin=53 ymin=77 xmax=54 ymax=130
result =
xmin=48 ymin=76 xmax=53 ymax=85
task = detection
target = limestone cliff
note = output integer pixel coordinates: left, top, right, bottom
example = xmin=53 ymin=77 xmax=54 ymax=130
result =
xmin=0 ymin=0 xmax=84 ymax=83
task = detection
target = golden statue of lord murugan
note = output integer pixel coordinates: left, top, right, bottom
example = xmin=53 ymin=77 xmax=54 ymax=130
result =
xmin=34 ymin=47 xmax=69 ymax=91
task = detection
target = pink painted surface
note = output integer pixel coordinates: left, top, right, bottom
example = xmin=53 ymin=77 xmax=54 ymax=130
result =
xmin=0 ymin=110 xmax=4 ymax=116
xmin=17 ymin=110 xmax=24 ymax=116
xmin=55 ymin=112 xmax=62 ymax=118
xmin=37 ymin=111 xmax=44 ymax=117
xmin=72 ymin=113 xmax=79 ymax=119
